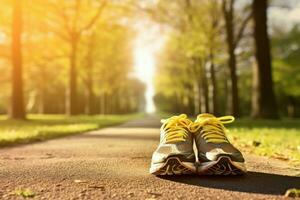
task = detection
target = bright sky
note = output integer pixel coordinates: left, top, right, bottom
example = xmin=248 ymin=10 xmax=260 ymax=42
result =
xmin=269 ymin=1 xmax=300 ymax=30
xmin=133 ymin=20 xmax=165 ymax=113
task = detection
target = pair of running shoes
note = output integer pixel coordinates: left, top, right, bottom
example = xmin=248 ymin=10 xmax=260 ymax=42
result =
xmin=150 ymin=113 xmax=247 ymax=175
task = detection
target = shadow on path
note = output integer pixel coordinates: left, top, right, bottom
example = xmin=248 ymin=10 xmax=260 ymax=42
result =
xmin=160 ymin=171 xmax=300 ymax=195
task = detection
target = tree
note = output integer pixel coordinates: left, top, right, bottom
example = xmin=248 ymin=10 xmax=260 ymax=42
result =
xmin=272 ymin=25 xmax=300 ymax=117
xmin=79 ymin=19 xmax=139 ymax=115
xmin=49 ymin=0 xmax=107 ymax=115
xmin=222 ymin=0 xmax=252 ymax=117
xmin=251 ymin=0 xmax=278 ymax=118
xmin=10 ymin=0 xmax=26 ymax=119
xmin=83 ymin=32 xmax=96 ymax=115
xmin=149 ymin=0 xmax=223 ymax=115
xmin=205 ymin=0 xmax=222 ymax=115
xmin=0 ymin=0 xmax=144 ymax=115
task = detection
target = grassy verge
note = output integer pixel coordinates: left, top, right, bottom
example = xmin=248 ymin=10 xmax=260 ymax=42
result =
xmin=227 ymin=119 xmax=300 ymax=166
xmin=0 ymin=114 xmax=141 ymax=147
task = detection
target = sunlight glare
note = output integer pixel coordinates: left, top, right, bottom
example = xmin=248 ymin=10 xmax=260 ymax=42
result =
xmin=133 ymin=21 xmax=165 ymax=113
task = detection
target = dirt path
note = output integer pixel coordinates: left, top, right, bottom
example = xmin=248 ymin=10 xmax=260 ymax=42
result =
xmin=0 ymin=116 xmax=299 ymax=199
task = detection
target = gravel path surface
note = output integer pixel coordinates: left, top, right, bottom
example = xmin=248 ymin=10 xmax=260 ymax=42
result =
xmin=0 ymin=116 xmax=299 ymax=199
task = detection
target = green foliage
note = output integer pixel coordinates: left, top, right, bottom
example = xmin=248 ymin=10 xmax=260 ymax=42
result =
xmin=151 ymin=0 xmax=300 ymax=117
xmin=273 ymin=25 xmax=300 ymax=97
xmin=152 ymin=0 xmax=225 ymax=115
xmin=271 ymin=24 xmax=300 ymax=117
xmin=0 ymin=0 xmax=145 ymax=115
xmin=80 ymin=21 xmax=134 ymax=94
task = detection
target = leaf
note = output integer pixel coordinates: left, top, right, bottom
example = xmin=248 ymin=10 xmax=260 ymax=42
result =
xmin=14 ymin=188 xmax=36 ymax=198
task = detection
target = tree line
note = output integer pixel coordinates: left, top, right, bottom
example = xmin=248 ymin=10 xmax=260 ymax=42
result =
xmin=0 ymin=0 xmax=145 ymax=119
xmin=146 ymin=0 xmax=299 ymax=118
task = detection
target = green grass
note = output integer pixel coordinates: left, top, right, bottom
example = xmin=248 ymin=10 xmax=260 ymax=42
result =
xmin=227 ymin=119 xmax=300 ymax=166
xmin=0 ymin=114 xmax=141 ymax=147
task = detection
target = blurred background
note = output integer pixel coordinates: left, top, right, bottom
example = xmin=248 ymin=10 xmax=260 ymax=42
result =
xmin=0 ymin=0 xmax=299 ymax=119
xmin=1 ymin=2 xmax=300 ymax=198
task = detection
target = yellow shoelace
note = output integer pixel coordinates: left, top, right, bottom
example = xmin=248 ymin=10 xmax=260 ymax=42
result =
xmin=161 ymin=114 xmax=193 ymax=144
xmin=193 ymin=114 xmax=235 ymax=144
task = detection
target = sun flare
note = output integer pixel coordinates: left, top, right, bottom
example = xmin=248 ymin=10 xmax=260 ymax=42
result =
xmin=133 ymin=22 xmax=165 ymax=113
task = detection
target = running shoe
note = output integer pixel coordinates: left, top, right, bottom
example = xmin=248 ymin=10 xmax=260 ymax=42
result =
xmin=150 ymin=114 xmax=196 ymax=175
xmin=192 ymin=113 xmax=247 ymax=175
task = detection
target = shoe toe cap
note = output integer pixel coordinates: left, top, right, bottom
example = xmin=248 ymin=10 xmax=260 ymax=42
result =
xmin=201 ymin=148 xmax=245 ymax=162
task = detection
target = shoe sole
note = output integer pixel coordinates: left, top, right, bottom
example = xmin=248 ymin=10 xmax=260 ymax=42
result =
xmin=150 ymin=156 xmax=196 ymax=175
xmin=197 ymin=156 xmax=247 ymax=175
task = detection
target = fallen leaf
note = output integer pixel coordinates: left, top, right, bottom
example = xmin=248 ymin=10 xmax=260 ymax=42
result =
xmin=14 ymin=188 xmax=36 ymax=198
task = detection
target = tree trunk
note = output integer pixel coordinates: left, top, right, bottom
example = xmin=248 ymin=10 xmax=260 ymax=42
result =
xmin=251 ymin=0 xmax=278 ymax=119
xmin=39 ymin=88 xmax=46 ymax=114
xmin=287 ymin=96 xmax=296 ymax=118
xmin=39 ymin=91 xmax=46 ymax=114
xmin=175 ymin=92 xmax=181 ymax=114
xmin=111 ymin=91 xmax=117 ymax=114
xmin=10 ymin=0 xmax=25 ymax=119
xmin=224 ymin=73 xmax=229 ymax=115
xmin=201 ymin=63 xmax=210 ymax=113
xmin=38 ymin=67 xmax=46 ymax=114
xmin=223 ymin=0 xmax=240 ymax=117
xmin=228 ymin=48 xmax=239 ymax=116
xmin=193 ymin=81 xmax=201 ymax=115
xmin=209 ymin=51 xmax=218 ymax=115
xmin=226 ymin=74 xmax=232 ymax=115
xmin=251 ymin=61 xmax=259 ymax=117
xmin=67 ymin=37 xmax=78 ymax=115
xmin=100 ymin=93 xmax=106 ymax=115
xmin=85 ymin=35 xmax=95 ymax=115
xmin=194 ymin=57 xmax=209 ymax=114
xmin=106 ymin=93 xmax=111 ymax=114
xmin=187 ymin=85 xmax=194 ymax=115
xmin=86 ymin=80 xmax=95 ymax=115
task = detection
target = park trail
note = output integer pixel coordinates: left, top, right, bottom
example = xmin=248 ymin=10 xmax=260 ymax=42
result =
xmin=0 ymin=115 xmax=299 ymax=199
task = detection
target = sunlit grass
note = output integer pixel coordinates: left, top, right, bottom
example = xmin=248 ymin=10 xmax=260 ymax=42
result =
xmin=227 ymin=119 xmax=300 ymax=166
xmin=0 ymin=114 xmax=141 ymax=147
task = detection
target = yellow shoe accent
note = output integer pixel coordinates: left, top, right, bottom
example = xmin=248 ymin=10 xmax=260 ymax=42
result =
xmin=160 ymin=114 xmax=193 ymax=144
xmin=150 ymin=114 xmax=196 ymax=175
xmin=193 ymin=113 xmax=235 ymax=143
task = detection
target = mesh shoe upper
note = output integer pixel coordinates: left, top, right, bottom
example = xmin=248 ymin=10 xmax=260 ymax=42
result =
xmin=193 ymin=113 xmax=245 ymax=163
xmin=151 ymin=114 xmax=196 ymax=164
